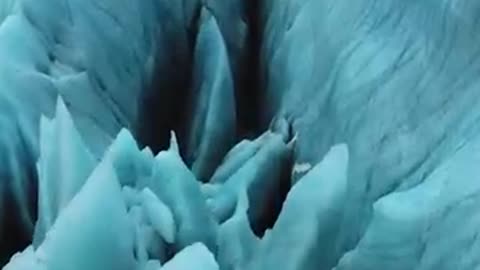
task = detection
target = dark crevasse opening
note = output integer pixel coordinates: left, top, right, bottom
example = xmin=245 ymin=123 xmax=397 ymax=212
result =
xmin=135 ymin=32 xmax=195 ymax=154
xmin=0 ymin=196 xmax=31 ymax=264
xmin=0 ymin=0 xmax=298 ymax=265
xmin=136 ymin=0 xmax=268 ymax=154
xmin=3 ymin=0 xmax=290 ymax=250
xmin=252 ymin=116 xmax=295 ymax=236
xmin=235 ymin=0 xmax=264 ymax=139
xmin=250 ymin=143 xmax=293 ymax=237
xmin=135 ymin=60 xmax=192 ymax=155
xmin=0 ymin=126 xmax=39 ymax=265
xmin=134 ymin=0 xmax=291 ymax=238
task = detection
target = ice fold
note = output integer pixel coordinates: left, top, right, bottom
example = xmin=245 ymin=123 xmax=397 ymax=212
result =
xmin=186 ymin=7 xmax=236 ymax=182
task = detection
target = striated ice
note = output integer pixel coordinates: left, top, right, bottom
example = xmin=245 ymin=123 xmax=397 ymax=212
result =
xmin=185 ymin=7 xmax=236 ymax=182
xmin=335 ymin=134 xmax=480 ymax=270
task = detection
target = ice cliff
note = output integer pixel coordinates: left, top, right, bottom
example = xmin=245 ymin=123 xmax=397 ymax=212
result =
xmin=1 ymin=0 xmax=480 ymax=269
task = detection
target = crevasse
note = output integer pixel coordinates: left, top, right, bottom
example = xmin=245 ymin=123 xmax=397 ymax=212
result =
xmin=1 ymin=0 xmax=480 ymax=269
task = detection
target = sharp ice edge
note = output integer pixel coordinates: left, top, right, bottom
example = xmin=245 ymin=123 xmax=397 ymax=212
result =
xmin=2 ymin=97 xmax=351 ymax=269
xmin=34 ymin=96 xmax=96 ymax=246
xmin=2 ymin=98 xmax=305 ymax=269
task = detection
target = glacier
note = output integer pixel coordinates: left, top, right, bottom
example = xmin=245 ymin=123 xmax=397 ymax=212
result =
xmin=1 ymin=0 xmax=480 ymax=269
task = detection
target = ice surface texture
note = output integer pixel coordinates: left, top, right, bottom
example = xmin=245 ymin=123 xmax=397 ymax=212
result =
xmin=1 ymin=0 xmax=480 ymax=269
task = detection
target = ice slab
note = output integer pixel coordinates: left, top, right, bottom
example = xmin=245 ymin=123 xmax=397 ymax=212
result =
xmin=185 ymin=7 xmax=236 ymax=182
xmin=246 ymin=144 xmax=349 ymax=270
xmin=34 ymin=97 xmax=95 ymax=245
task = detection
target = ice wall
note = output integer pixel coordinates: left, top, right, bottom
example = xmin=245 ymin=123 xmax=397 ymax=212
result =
xmin=260 ymin=0 xmax=480 ymax=268
xmin=0 ymin=0 xmax=170 ymax=259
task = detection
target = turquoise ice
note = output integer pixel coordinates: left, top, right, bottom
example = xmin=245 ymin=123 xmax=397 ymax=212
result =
xmin=1 ymin=0 xmax=480 ymax=269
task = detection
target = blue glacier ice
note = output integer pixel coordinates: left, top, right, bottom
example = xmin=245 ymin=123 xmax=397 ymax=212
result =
xmin=216 ymin=185 xmax=259 ymax=270
xmin=245 ymin=144 xmax=349 ymax=270
xmin=2 ymin=0 xmax=480 ymax=269
xmin=33 ymin=97 xmax=96 ymax=246
xmin=140 ymin=187 xmax=176 ymax=244
xmin=160 ymin=243 xmax=219 ymax=270
xmin=185 ymin=7 xmax=236 ymax=182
